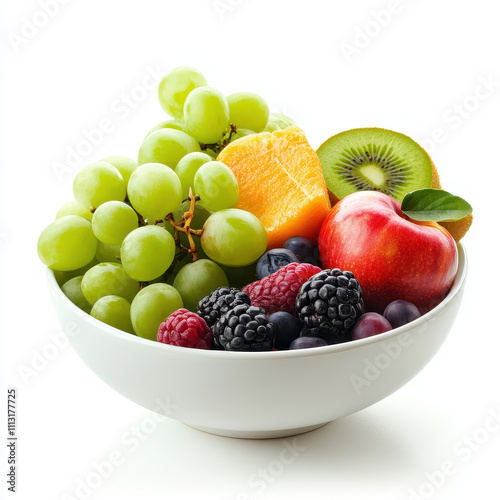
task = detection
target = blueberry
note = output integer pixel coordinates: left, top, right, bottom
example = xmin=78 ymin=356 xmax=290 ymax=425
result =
xmin=256 ymin=248 xmax=299 ymax=279
xmin=383 ymin=300 xmax=421 ymax=328
xmin=268 ymin=311 xmax=303 ymax=350
xmin=300 ymin=326 xmax=351 ymax=345
xmin=289 ymin=336 xmax=328 ymax=350
xmin=284 ymin=236 xmax=319 ymax=265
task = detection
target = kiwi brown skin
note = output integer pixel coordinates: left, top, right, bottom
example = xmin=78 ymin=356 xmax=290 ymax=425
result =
xmin=429 ymin=157 xmax=473 ymax=242
xmin=430 ymin=159 xmax=441 ymax=189
xmin=328 ymin=189 xmax=341 ymax=206
xmin=439 ymin=214 xmax=473 ymax=243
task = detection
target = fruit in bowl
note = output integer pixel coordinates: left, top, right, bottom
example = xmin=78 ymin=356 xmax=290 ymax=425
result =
xmin=318 ymin=191 xmax=458 ymax=314
xmin=37 ymin=65 xmax=473 ymax=438
xmin=316 ymin=127 xmax=473 ymax=243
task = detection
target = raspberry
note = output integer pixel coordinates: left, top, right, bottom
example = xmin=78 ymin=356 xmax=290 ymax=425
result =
xmin=243 ymin=262 xmax=322 ymax=314
xmin=157 ymin=309 xmax=212 ymax=349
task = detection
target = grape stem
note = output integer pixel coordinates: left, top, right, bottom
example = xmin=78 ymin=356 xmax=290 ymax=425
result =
xmin=137 ymin=213 xmax=147 ymax=227
xmin=200 ymin=123 xmax=237 ymax=155
xmin=226 ymin=123 xmax=238 ymax=144
xmin=125 ymin=200 xmax=148 ymax=227
xmin=166 ymin=188 xmax=203 ymax=262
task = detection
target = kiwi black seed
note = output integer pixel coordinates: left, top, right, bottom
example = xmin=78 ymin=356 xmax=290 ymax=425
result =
xmin=316 ymin=128 xmax=433 ymax=202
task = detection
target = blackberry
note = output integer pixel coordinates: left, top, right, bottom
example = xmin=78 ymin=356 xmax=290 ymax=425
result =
xmin=197 ymin=287 xmax=251 ymax=328
xmin=214 ymin=304 xmax=275 ymax=351
xmin=295 ymin=268 xmax=364 ymax=342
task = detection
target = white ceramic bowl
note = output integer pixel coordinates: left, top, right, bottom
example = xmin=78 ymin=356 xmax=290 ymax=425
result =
xmin=46 ymin=244 xmax=467 ymax=439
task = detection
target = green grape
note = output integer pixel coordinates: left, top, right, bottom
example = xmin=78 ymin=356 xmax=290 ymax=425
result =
xmin=201 ymin=209 xmax=267 ymax=267
xmin=205 ymin=149 xmax=218 ymax=160
xmin=174 ymin=152 xmax=212 ymax=199
xmin=73 ymin=161 xmax=126 ymax=209
xmin=162 ymin=252 xmax=192 ymax=285
xmin=38 ymin=215 xmax=98 ymax=271
xmin=91 ymin=295 xmax=134 ymax=334
xmin=56 ymin=200 xmax=93 ymax=222
xmin=61 ymin=276 xmax=92 ymax=314
xmin=127 ymin=163 xmax=183 ymax=221
xmin=264 ymin=112 xmax=296 ymax=132
xmin=53 ymin=258 xmax=99 ymax=286
xmin=101 ymin=156 xmax=137 ymax=187
xmin=220 ymin=263 xmax=258 ymax=289
xmin=158 ymin=66 xmax=208 ymax=120
xmin=92 ymin=201 xmax=138 ymax=245
xmin=120 ymin=225 xmax=176 ymax=282
xmin=137 ymin=128 xmax=201 ymax=169
xmin=194 ymin=161 xmax=239 ymax=212
xmin=227 ymin=92 xmax=270 ymax=133
xmin=149 ymin=274 xmax=168 ymax=285
xmin=81 ymin=262 xmax=139 ymax=305
xmin=184 ymin=87 xmax=230 ymax=144
xmin=145 ymin=119 xmax=186 ymax=139
xmin=164 ymin=200 xmax=211 ymax=252
xmin=130 ymin=283 xmax=183 ymax=340
xmin=173 ymin=259 xmax=228 ymax=311
xmin=95 ymin=241 xmax=121 ymax=263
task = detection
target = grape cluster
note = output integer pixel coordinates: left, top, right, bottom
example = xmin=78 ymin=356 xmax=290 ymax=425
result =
xmin=37 ymin=66 xmax=296 ymax=342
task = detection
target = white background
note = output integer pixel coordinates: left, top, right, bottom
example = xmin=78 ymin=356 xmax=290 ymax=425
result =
xmin=1 ymin=0 xmax=499 ymax=499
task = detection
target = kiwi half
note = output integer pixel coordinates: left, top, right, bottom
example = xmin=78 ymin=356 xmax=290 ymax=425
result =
xmin=317 ymin=128 xmax=433 ymax=202
xmin=429 ymin=163 xmax=473 ymax=242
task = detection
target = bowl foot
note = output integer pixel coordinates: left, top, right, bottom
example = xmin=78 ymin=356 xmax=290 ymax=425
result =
xmin=184 ymin=421 xmax=330 ymax=439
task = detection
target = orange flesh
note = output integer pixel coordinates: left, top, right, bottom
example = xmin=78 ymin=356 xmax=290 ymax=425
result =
xmin=218 ymin=127 xmax=331 ymax=248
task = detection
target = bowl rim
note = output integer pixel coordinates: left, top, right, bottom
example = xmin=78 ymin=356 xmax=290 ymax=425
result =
xmin=46 ymin=243 xmax=467 ymax=360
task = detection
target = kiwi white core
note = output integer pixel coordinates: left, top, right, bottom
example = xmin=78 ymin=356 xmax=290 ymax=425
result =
xmin=358 ymin=164 xmax=387 ymax=189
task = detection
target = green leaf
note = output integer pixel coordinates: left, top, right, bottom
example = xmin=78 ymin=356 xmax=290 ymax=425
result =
xmin=401 ymin=188 xmax=473 ymax=222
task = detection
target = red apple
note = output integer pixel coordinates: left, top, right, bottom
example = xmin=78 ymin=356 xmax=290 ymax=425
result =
xmin=318 ymin=191 xmax=458 ymax=314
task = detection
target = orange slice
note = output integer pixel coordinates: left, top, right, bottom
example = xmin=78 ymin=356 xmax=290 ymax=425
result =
xmin=218 ymin=127 xmax=331 ymax=249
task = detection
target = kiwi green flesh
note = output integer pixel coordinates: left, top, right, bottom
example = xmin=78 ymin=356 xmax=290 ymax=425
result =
xmin=317 ymin=128 xmax=433 ymax=202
